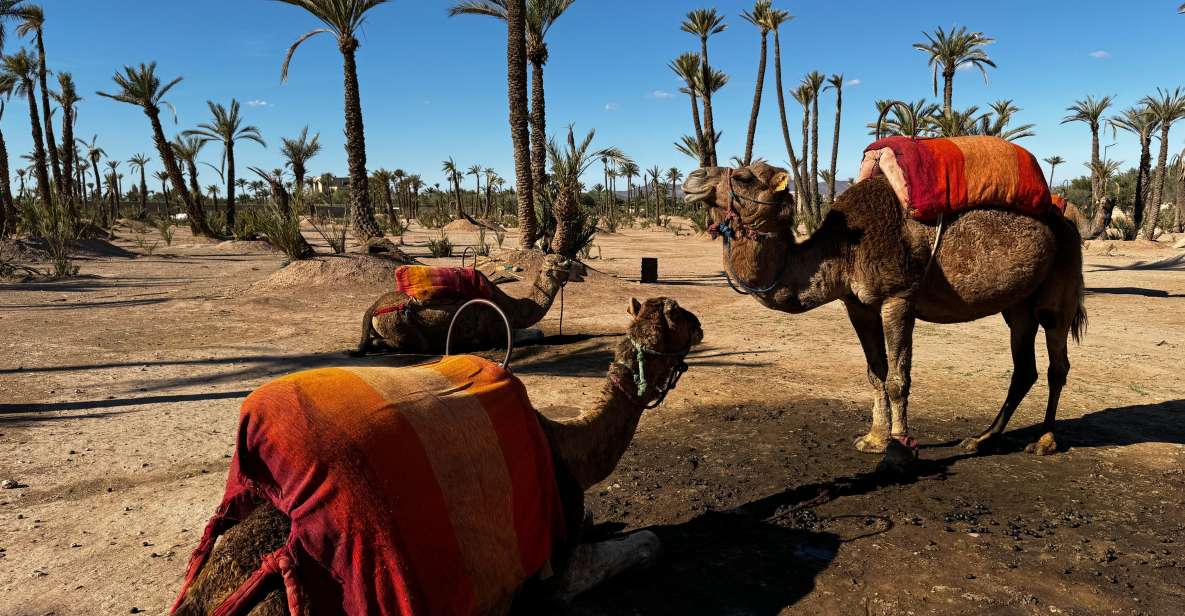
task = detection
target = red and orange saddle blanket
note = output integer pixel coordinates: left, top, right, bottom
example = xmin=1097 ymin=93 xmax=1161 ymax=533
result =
xmin=855 ymin=136 xmax=1063 ymax=222
xmin=374 ymin=266 xmax=497 ymax=318
xmin=172 ymin=356 xmax=567 ymax=616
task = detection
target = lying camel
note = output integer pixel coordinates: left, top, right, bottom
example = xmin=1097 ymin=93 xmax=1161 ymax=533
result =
xmin=355 ymin=253 xmax=572 ymax=355
xmin=173 ymin=296 xmax=703 ymax=615
xmin=683 ymin=161 xmax=1085 ymax=471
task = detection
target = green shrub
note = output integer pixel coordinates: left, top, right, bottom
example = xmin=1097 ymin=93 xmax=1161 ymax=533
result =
xmin=689 ymin=208 xmax=710 ymax=235
xmin=256 ymin=204 xmax=314 ymax=261
xmin=152 ymin=217 xmax=176 ymax=245
xmin=232 ymin=211 xmax=261 ymax=241
xmin=22 ymin=197 xmax=79 ymax=279
xmin=428 ymin=231 xmax=454 ymax=257
xmin=418 ymin=208 xmax=451 ymax=229
xmin=310 ymin=205 xmax=349 ymax=254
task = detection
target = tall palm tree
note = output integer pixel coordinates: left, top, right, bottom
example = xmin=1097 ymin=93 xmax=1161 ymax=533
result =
xmin=466 ymin=163 xmax=483 ymax=213
xmin=97 ymin=62 xmax=212 ymax=236
xmin=276 ymin=0 xmax=389 ymax=240
xmin=669 ymin=52 xmax=707 ymax=167
xmin=15 ymin=5 xmax=61 ymax=191
xmin=646 ymin=164 xmax=663 ymax=216
xmin=503 ymin=0 xmax=535 ymax=246
xmin=1085 ymin=158 xmax=1124 ymax=239
xmin=913 ymin=26 xmax=996 ymax=118
xmin=682 ymin=9 xmax=727 ymax=167
xmin=153 ymin=170 xmax=171 ymax=207
xmin=280 ymin=126 xmax=321 ymax=201
xmin=50 ymin=72 xmax=79 ymax=204
xmin=740 ymin=0 xmax=771 ymax=165
xmin=791 ymin=83 xmax=811 ymax=209
xmin=666 ymin=166 xmax=683 ymax=208
xmin=105 ymin=159 xmax=121 ymax=217
xmin=869 ymin=99 xmax=940 ymax=138
xmin=1139 ymin=87 xmax=1185 ymax=239
xmin=1061 ymin=95 xmax=1114 ymax=212
xmin=823 ymin=73 xmax=843 ymax=203
xmin=619 ymin=160 xmax=639 ymax=213
xmin=1042 ymin=156 xmax=1064 ymax=188
xmin=2 ymin=50 xmax=48 ymax=203
xmin=449 ymin=0 xmax=575 ymax=206
xmin=1109 ymin=105 xmax=1159 ymax=235
xmin=78 ymin=135 xmax=104 ymax=215
xmin=803 ymin=70 xmax=826 ymax=211
xmin=980 ymin=99 xmax=1035 ymax=141
xmin=183 ymin=99 xmax=266 ymax=232
xmin=546 ymin=126 xmax=627 ymax=256
xmin=927 ymin=105 xmax=985 ymax=137
xmin=441 ymin=158 xmax=460 ymax=215
xmin=0 ymin=76 xmax=14 ymax=235
xmin=766 ymin=6 xmax=805 ymax=204
xmin=128 ymin=153 xmax=150 ymax=217
xmin=170 ymin=135 xmax=206 ymax=217
xmin=15 ymin=166 xmax=24 ymax=199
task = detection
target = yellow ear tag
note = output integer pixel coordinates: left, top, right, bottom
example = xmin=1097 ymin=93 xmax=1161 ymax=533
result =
xmin=775 ymin=175 xmax=789 ymax=192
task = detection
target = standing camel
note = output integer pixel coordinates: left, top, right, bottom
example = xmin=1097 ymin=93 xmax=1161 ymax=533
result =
xmin=683 ymin=161 xmax=1085 ymax=471
xmin=172 ymin=297 xmax=703 ymax=615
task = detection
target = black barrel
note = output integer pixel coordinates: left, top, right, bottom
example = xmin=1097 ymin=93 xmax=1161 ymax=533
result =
xmin=640 ymin=257 xmax=658 ymax=283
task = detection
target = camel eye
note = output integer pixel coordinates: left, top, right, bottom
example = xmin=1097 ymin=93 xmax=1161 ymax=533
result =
xmin=735 ymin=169 xmax=755 ymax=183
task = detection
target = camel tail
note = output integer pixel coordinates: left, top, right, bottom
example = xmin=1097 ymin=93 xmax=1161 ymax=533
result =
xmin=1056 ymin=213 xmax=1088 ymax=344
xmin=351 ymin=303 xmax=378 ymax=357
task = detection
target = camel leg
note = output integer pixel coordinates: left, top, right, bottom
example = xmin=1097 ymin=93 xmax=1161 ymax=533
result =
xmin=844 ymin=300 xmax=891 ymax=454
xmin=960 ymin=307 xmax=1039 ymax=452
xmin=878 ymin=298 xmax=917 ymax=472
xmin=548 ymin=531 xmax=662 ymax=603
xmin=1026 ymin=318 xmax=1070 ymax=455
xmin=351 ymin=304 xmax=379 ymax=356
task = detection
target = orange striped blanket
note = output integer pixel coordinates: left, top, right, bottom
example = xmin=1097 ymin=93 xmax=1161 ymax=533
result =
xmin=856 ymin=136 xmax=1057 ymax=222
xmin=373 ymin=266 xmax=498 ymax=318
xmin=174 ymin=356 xmax=566 ymax=615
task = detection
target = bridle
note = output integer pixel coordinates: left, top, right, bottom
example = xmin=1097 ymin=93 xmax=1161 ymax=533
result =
xmin=705 ymin=168 xmax=791 ymax=295
xmin=609 ymin=336 xmax=692 ymax=410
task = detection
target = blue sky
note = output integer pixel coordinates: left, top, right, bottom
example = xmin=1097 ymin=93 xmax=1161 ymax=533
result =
xmin=4 ymin=1 xmax=1185 ymax=191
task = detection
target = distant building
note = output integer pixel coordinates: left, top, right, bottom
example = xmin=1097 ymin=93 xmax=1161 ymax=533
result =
xmin=310 ymin=175 xmax=350 ymax=195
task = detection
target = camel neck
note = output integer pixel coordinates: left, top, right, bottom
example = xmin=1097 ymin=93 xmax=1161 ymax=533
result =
xmin=538 ymin=362 xmax=646 ymax=491
xmin=729 ymin=221 xmax=847 ymax=313
xmin=506 ymin=264 xmax=565 ymax=329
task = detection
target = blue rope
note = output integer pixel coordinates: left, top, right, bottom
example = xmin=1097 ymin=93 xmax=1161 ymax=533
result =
xmin=716 ymin=221 xmax=784 ymax=295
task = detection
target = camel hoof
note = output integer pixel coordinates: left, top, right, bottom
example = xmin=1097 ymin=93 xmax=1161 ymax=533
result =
xmin=876 ymin=439 xmax=918 ymax=475
xmin=627 ymin=530 xmax=663 ymax=570
xmin=959 ymin=434 xmax=999 ymax=453
xmin=854 ymin=432 xmax=890 ymax=454
xmin=1024 ymin=432 xmax=1058 ymax=456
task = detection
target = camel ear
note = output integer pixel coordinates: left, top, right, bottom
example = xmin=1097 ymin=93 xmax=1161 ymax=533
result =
xmin=628 ymin=298 xmax=642 ymax=317
xmin=772 ymin=172 xmax=789 ymax=193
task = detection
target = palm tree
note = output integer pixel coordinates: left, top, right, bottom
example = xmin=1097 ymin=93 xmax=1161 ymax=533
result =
xmin=441 ymin=157 xmax=462 ymax=215
xmin=2 ymin=50 xmax=48 ymax=203
xmin=1139 ymin=87 xmax=1185 ymax=239
xmin=803 ymin=70 xmax=826 ymax=211
xmin=1043 ymin=156 xmax=1064 ymax=188
xmin=235 ymin=177 xmax=249 ymax=203
xmin=666 ymin=166 xmax=683 ymax=210
xmin=619 ymin=160 xmax=639 ymax=213
xmin=50 ymin=72 xmax=80 ymax=204
xmin=15 ymin=167 xmax=25 ymax=199
xmin=912 ymin=26 xmax=996 ymax=117
xmin=927 ymin=105 xmax=984 ymax=137
xmin=170 ymin=135 xmax=206 ymax=217
xmin=980 ymin=99 xmax=1035 ymax=141
xmin=276 ymin=0 xmax=388 ymax=240
xmin=546 ymin=126 xmax=627 ymax=255
xmin=0 ymin=77 xmax=14 ymax=235
xmin=15 ymin=5 xmax=61 ymax=191
xmin=1085 ymin=158 xmax=1123 ymax=239
xmin=449 ymin=0 xmax=575 ymax=207
xmin=1109 ymin=106 xmax=1159 ymax=235
xmin=280 ymin=126 xmax=321 ymax=201
xmin=105 ymin=160 xmax=121 ymax=216
xmin=183 ymin=99 xmax=266 ymax=232
xmin=207 ymin=184 xmax=221 ymax=208
xmin=869 ymin=99 xmax=940 ymax=138
xmin=466 ymin=163 xmax=483 ymax=213
xmin=1061 ymin=95 xmax=1114 ymax=212
xmin=766 ymin=6 xmax=805 ymax=204
xmin=791 ymin=83 xmax=811 ymax=209
xmin=153 ymin=170 xmax=171 ymax=207
xmin=97 ymin=62 xmax=212 ymax=236
xmin=78 ymin=135 xmax=104 ymax=215
xmin=681 ymin=9 xmax=727 ymax=167
xmin=669 ymin=52 xmax=707 ymax=167
xmin=740 ymin=0 xmax=771 ymax=165
xmin=822 ymin=73 xmax=844 ymax=203
xmin=504 ymin=0 xmax=535 ymax=246
xmin=128 ymin=153 xmax=150 ymax=217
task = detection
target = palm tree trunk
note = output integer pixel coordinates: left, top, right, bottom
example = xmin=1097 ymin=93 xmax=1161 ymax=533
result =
xmin=743 ymin=31 xmax=768 ymax=165
xmin=942 ymin=69 xmax=954 ymax=118
xmin=60 ymin=104 xmax=76 ymax=208
xmin=699 ymin=36 xmax=718 ymax=167
xmin=0 ymin=129 xmax=11 ymax=236
xmin=1086 ymin=195 xmax=1116 ymax=239
xmin=35 ymin=30 xmax=62 ymax=192
xmin=1132 ymin=136 xmax=1152 ymax=237
xmin=507 ymin=0 xmax=536 ymax=248
xmin=91 ymin=159 xmax=103 ymax=224
xmin=225 ymin=142 xmax=236 ymax=231
xmin=810 ymin=90 xmax=821 ymax=213
xmin=800 ymin=107 xmax=809 ymax=211
xmin=148 ymin=109 xmax=210 ymax=236
xmin=688 ymin=91 xmax=706 ymax=167
xmin=339 ymin=39 xmax=382 ymax=240
xmin=1089 ymin=126 xmax=1101 ymax=208
xmin=294 ymin=165 xmax=306 ymax=204
xmin=530 ymin=57 xmax=547 ymax=199
xmin=771 ymin=30 xmax=806 ymax=209
xmin=1142 ymin=126 xmax=1173 ymax=239
xmin=828 ymin=84 xmax=842 ymax=203
xmin=1047 ymin=162 xmax=1058 ymax=188
xmin=23 ymin=82 xmax=51 ymax=206
xmin=139 ymin=167 xmax=148 ymax=218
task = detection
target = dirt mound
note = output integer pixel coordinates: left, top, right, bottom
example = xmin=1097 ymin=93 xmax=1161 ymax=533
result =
xmin=0 ymin=237 xmax=134 ymax=261
xmin=443 ymin=218 xmax=480 ymax=233
xmin=214 ymin=240 xmax=276 ymax=253
xmin=0 ymin=238 xmax=50 ymax=263
xmin=72 ymin=238 xmax=137 ymax=258
xmin=248 ymin=253 xmax=416 ymax=294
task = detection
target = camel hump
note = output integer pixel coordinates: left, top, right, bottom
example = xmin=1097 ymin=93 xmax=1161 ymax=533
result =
xmin=395 ymin=265 xmax=496 ymax=303
xmin=855 ymin=136 xmax=1053 ymax=222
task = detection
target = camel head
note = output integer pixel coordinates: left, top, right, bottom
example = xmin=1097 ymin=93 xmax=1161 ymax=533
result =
xmin=618 ymin=297 xmax=704 ymax=406
xmin=683 ymin=162 xmax=795 ymax=238
xmin=540 ymin=252 xmax=574 ymax=286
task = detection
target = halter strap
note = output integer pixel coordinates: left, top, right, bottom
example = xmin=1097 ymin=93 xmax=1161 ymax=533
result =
xmin=706 ymin=168 xmax=792 ymax=296
xmin=609 ymin=336 xmax=691 ymax=410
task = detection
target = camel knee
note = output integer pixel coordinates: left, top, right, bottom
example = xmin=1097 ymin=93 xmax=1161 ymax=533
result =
xmin=885 ymin=376 xmax=909 ymax=402
xmin=866 ymin=365 xmax=887 ymax=388
xmin=1048 ymin=357 xmax=1069 ymax=387
xmin=1014 ymin=366 xmax=1039 ymax=389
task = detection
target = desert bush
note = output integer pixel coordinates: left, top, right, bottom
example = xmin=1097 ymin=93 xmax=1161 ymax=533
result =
xmin=428 ymin=231 xmax=453 ymax=257
xmin=152 ymin=217 xmax=176 ymax=246
xmin=255 ymin=204 xmax=314 ymax=261
xmin=418 ymin=208 xmax=451 ymax=229
xmin=232 ymin=211 xmax=261 ymax=241
xmin=22 ymin=197 xmax=79 ymax=279
xmin=207 ymin=211 xmax=227 ymax=236
xmin=688 ymin=208 xmax=710 ymax=235
xmin=310 ymin=205 xmax=349 ymax=254
xmin=599 ymin=209 xmax=622 ymax=233
xmin=382 ymin=214 xmax=406 ymax=240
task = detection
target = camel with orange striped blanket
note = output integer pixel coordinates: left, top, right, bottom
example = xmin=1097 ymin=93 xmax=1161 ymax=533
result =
xmin=173 ymin=297 xmax=703 ymax=615
xmin=355 ymin=253 xmax=572 ymax=355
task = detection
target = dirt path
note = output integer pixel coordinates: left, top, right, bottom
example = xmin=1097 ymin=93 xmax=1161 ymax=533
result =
xmin=2 ymin=221 xmax=1183 ymax=615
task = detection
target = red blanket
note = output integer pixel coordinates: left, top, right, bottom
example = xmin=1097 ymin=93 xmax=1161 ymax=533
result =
xmin=856 ymin=136 xmax=1054 ymax=222
xmin=396 ymin=266 xmax=495 ymax=304
xmin=174 ymin=356 xmax=566 ymax=615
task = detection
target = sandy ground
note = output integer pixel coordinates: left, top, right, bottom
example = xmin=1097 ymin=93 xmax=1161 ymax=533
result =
xmin=2 ymin=218 xmax=1184 ymax=616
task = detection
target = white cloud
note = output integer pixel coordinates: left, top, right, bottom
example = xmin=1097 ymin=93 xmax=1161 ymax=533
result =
xmin=604 ymin=102 xmax=620 ymax=111
xmin=246 ymin=99 xmax=271 ymax=108
xmin=1089 ymin=50 xmax=1110 ymax=59
xmin=845 ymin=79 xmax=861 ymax=87
xmin=956 ymin=62 xmax=975 ymax=72
xmin=650 ymin=90 xmax=675 ymax=100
